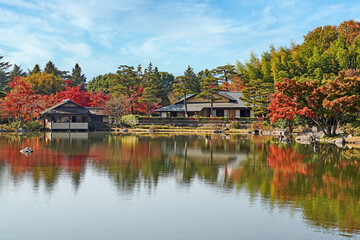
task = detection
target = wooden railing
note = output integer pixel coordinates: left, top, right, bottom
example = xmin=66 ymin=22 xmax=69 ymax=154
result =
xmin=121 ymin=116 xmax=258 ymax=126
xmin=47 ymin=122 xmax=88 ymax=130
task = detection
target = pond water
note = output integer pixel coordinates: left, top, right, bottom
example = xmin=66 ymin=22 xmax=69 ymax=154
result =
xmin=0 ymin=132 xmax=359 ymax=239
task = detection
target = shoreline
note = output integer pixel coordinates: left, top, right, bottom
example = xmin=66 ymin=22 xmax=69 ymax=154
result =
xmin=2 ymin=128 xmax=360 ymax=146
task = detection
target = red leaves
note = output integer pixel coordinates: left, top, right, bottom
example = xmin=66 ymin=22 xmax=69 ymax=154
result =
xmin=1 ymin=77 xmax=110 ymax=121
xmin=52 ymin=83 xmax=109 ymax=107
xmin=131 ymin=87 xmax=161 ymax=114
xmin=220 ymin=76 xmax=244 ymax=91
xmin=1 ymin=77 xmax=43 ymax=121
xmin=268 ymin=76 xmax=360 ymax=123
xmin=268 ymin=92 xmax=314 ymax=122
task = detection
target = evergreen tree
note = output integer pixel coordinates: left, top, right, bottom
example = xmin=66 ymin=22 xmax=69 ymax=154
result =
xmin=44 ymin=61 xmax=58 ymax=75
xmin=158 ymin=71 xmax=175 ymax=106
xmin=184 ymin=65 xmax=200 ymax=93
xmin=87 ymin=74 xmax=114 ymax=94
xmin=5 ymin=65 xmax=26 ymax=92
xmin=29 ymin=64 xmax=41 ymax=75
xmin=140 ymin=63 xmax=161 ymax=115
xmin=70 ymin=63 xmax=87 ymax=89
xmin=197 ymin=71 xmax=220 ymax=117
xmin=236 ymin=20 xmax=360 ymax=84
xmin=240 ymin=79 xmax=274 ymax=117
xmin=211 ymin=64 xmax=237 ymax=90
xmin=44 ymin=61 xmax=69 ymax=78
xmin=173 ymin=75 xmax=192 ymax=117
xmin=111 ymin=65 xmax=139 ymax=115
xmin=0 ymin=54 xmax=11 ymax=92
xmin=9 ymin=64 xmax=26 ymax=79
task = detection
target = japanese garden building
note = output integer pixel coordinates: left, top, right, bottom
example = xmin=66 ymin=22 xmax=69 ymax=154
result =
xmin=155 ymin=91 xmax=253 ymax=118
xmin=40 ymin=99 xmax=109 ymax=131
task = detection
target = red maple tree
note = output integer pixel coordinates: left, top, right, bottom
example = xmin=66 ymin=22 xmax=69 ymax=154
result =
xmin=1 ymin=77 xmax=44 ymax=122
xmin=50 ymin=80 xmax=109 ymax=107
xmin=268 ymin=73 xmax=360 ymax=136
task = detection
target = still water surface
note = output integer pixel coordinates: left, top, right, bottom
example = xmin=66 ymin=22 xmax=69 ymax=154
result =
xmin=0 ymin=133 xmax=359 ymax=239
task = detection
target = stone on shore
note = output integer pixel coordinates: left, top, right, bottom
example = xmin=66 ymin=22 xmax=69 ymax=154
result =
xmin=295 ymin=135 xmax=312 ymax=144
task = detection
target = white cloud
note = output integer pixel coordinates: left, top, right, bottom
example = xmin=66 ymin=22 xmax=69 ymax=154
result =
xmin=0 ymin=0 xmax=359 ymax=78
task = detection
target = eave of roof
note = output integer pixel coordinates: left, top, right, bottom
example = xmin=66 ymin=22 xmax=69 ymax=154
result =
xmin=40 ymin=99 xmax=90 ymax=115
xmin=86 ymin=107 xmax=110 ymax=116
xmin=176 ymin=91 xmax=242 ymax=104
xmin=155 ymin=101 xmax=250 ymax=112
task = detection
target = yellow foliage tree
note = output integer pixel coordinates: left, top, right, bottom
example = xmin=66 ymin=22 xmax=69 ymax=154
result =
xmin=21 ymin=72 xmax=64 ymax=95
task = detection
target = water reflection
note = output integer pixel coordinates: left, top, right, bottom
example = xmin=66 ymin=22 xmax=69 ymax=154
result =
xmin=0 ymin=133 xmax=359 ymax=236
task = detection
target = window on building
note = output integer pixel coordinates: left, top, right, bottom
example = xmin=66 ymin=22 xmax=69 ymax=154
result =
xmin=91 ymin=116 xmax=103 ymax=122
xmin=240 ymin=109 xmax=250 ymax=117
xmin=216 ymin=109 xmax=224 ymax=117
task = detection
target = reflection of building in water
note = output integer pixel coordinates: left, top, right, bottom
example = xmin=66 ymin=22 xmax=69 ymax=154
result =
xmin=163 ymin=137 xmax=251 ymax=165
xmin=46 ymin=132 xmax=89 ymax=141
xmin=170 ymin=147 xmax=249 ymax=164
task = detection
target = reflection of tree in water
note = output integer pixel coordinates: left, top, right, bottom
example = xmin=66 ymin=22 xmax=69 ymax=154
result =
xmin=90 ymin=135 xmax=177 ymax=194
xmin=0 ymin=134 xmax=90 ymax=193
xmin=1 ymin=134 xmax=360 ymax=235
xmin=167 ymin=135 xmax=252 ymax=186
xmin=223 ymin=141 xmax=360 ymax=235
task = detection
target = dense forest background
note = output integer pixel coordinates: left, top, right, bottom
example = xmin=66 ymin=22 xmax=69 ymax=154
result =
xmin=1 ymin=20 xmax=360 ymax=126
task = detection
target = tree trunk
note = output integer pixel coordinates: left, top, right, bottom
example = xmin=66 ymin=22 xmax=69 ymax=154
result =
xmin=210 ymin=101 xmax=214 ymax=117
xmin=288 ymin=120 xmax=293 ymax=135
xmin=129 ymin=93 xmax=134 ymax=115
xmin=184 ymin=93 xmax=188 ymax=117
xmin=149 ymin=101 xmax=152 ymax=116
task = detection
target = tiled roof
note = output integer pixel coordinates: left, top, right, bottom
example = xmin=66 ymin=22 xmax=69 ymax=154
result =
xmin=86 ymin=107 xmax=110 ymax=116
xmin=41 ymin=99 xmax=90 ymax=115
xmin=156 ymin=91 xmax=250 ymax=112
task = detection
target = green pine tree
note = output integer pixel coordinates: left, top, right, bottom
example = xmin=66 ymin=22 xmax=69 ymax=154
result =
xmin=44 ymin=61 xmax=69 ymax=78
xmin=70 ymin=63 xmax=87 ymax=89
xmin=140 ymin=63 xmax=161 ymax=116
xmin=29 ymin=64 xmax=41 ymax=75
xmin=5 ymin=64 xmax=26 ymax=92
xmin=173 ymin=75 xmax=192 ymax=117
xmin=0 ymin=54 xmax=11 ymax=92
xmin=158 ymin=71 xmax=175 ymax=106
xmin=184 ymin=65 xmax=200 ymax=93
xmin=197 ymin=71 xmax=220 ymax=117
xmin=111 ymin=65 xmax=139 ymax=115
xmin=211 ymin=64 xmax=237 ymax=89
xmin=240 ymin=79 xmax=274 ymax=117
xmin=87 ymin=74 xmax=114 ymax=94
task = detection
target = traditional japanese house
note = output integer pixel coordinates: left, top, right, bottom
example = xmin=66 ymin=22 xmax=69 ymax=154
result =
xmin=40 ymin=99 xmax=110 ymax=131
xmin=155 ymin=91 xmax=253 ymax=118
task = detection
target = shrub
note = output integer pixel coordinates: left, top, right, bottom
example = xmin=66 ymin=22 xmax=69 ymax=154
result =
xmin=0 ymin=122 xmax=20 ymax=131
xmin=343 ymin=123 xmax=360 ymax=136
xmin=121 ymin=115 xmax=139 ymax=125
xmin=272 ymin=119 xmax=287 ymax=129
xmin=199 ymin=117 xmax=209 ymax=123
xmin=249 ymin=121 xmax=273 ymax=131
xmin=230 ymin=121 xmax=245 ymax=129
xmin=149 ymin=125 xmax=157 ymax=130
xmin=0 ymin=121 xmax=43 ymax=131
xmin=23 ymin=121 xmax=43 ymax=131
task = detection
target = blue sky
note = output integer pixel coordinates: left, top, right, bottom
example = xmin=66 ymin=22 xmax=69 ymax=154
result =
xmin=0 ymin=0 xmax=359 ymax=80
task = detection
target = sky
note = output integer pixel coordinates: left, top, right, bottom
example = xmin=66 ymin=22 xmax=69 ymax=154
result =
xmin=0 ymin=0 xmax=359 ymax=80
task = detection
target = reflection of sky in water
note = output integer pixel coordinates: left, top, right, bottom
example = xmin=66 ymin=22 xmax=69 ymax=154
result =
xmin=0 ymin=133 xmax=358 ymax=239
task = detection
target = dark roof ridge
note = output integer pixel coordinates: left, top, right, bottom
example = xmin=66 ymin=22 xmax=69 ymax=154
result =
xmin=40 ymin=99 xmax=89 ymax=115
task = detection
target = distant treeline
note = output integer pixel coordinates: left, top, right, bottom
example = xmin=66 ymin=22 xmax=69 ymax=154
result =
xmin=0 ymin=19 xmax=360 ymax=120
